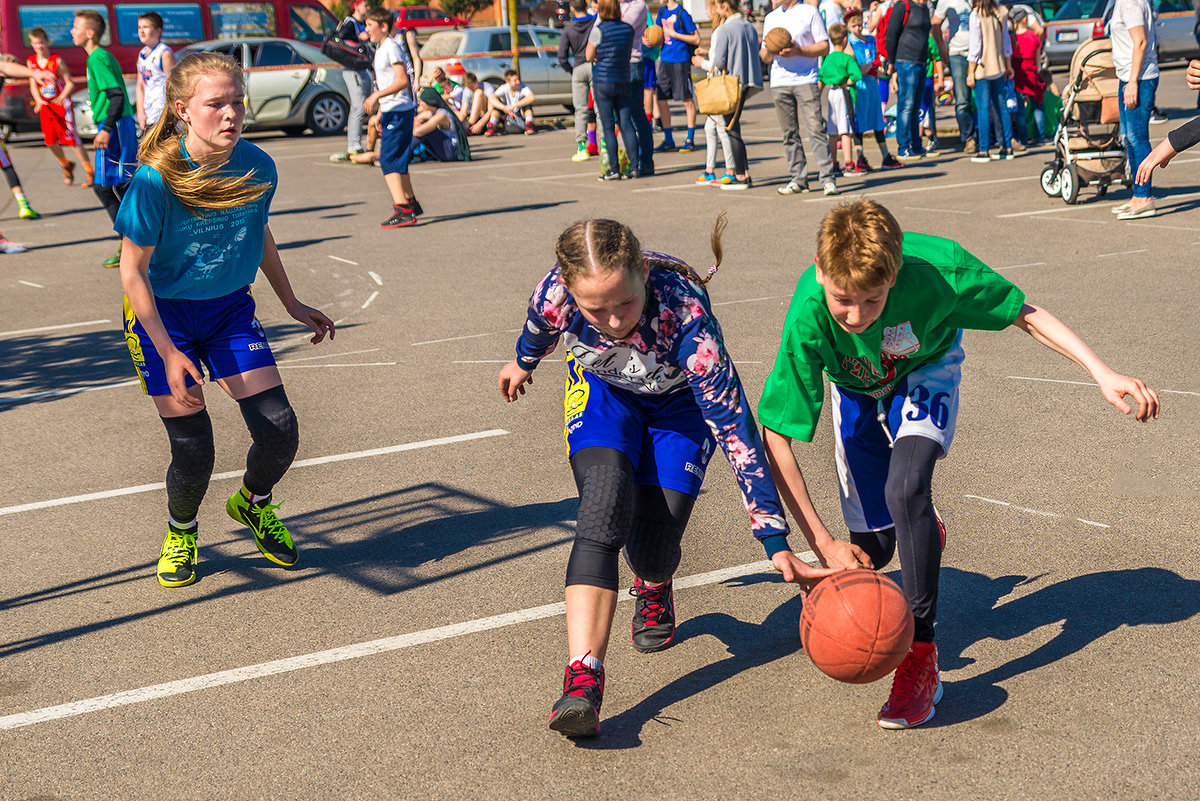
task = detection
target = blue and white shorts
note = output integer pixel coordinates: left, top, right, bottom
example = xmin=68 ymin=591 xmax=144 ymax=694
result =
xmin=563 ymin=356 xmax=715 ymax=498
xmin=830 ymin=333 xmax=964 ymax=532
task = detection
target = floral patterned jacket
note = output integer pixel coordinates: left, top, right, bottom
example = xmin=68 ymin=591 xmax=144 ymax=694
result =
xmin=514 ymin=253 xmax=792 ymax=554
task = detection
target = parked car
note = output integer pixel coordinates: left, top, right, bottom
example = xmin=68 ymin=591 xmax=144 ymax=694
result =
xmin=419 ymin=25 xmax=571 ymax=108
xmin=1043 ymin=0 xmax=1196 ymax=66
xmin=529 ymin=0 xmax=571 ymax=28
xmin=393 ymin=5 xmax=470 ymax=34
xmin=0 ymin=0 xmax=338 ymax=138
xmin=74 ymin=38 xmax=350 ymax=137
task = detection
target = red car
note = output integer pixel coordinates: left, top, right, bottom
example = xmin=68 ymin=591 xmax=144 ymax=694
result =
xmin=392 ymin=6 xmax=469 ymax=34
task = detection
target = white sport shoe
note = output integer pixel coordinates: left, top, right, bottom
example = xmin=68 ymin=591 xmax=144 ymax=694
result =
xmin=0 ymin=235 xmax=27 ymax=253
xmin=777 ymin=180 xmax=806 ymax=195
xmin=823 ymin=181 xmax=838 ymax=196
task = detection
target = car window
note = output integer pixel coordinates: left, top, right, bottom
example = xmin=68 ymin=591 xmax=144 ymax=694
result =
xmin=1050 ymin=0 xmax=1103 ymax=20
xmin=255 ymin=41 xmax=304 ymax=66
xmin=18 ymin=4 xmax=110 ymax=47
xmin=289 ymin=5 xmax=337 ymax=42
xmin=489 ymin=31 xmax=537 ymax=51
xmin=211 ymin=2 xmax=277 ymax=38
xmin=114 ymin=4 xmax=204 ymax=46
xmin=1156 ymin=0 xmax=1190 ymax=12
xmin=536 ymin=30 xmax=563 ymax=51
xmin=420 ymin=32 xmax=465 ymax=57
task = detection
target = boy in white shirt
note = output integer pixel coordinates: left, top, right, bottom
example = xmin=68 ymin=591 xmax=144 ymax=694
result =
xmin=486 ymin=70 xmax=537 ymax=135
xmin=363 ymin=8 xmax=421 ymax=228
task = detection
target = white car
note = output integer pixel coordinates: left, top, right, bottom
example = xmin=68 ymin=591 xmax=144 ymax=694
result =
xmin=419 ymin=25 xmax=572 ymax=108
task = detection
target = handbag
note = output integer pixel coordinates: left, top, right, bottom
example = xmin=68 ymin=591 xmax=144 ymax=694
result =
xmin=321 ymin=30 xmax=374 ymax=71
xmin=694 ymin=71 xmax=741 ymax=117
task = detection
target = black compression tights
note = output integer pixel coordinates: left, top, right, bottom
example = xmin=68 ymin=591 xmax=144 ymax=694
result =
xmin=565 ymin=447 xmax=696 ymax=591
xmin=849 ymin=435 xmax=944 ymax=643
xmin=93 ymin=183 xmax=126 ymax=224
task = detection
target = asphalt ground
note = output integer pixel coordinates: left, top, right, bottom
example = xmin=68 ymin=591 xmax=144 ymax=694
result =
xmin=1 ymin=65 xmax=1198 ymax=800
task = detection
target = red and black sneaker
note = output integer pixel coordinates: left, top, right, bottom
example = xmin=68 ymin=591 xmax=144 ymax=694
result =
xmin=878 ymin=640 xmax=943 ymax=729
xmin=380 ymin=206 xmax=417 ymax=228
xmin=630 ymin=578 xmax=676 ymax=653
xmin=855 ymin=154 xmax=872 ymax=174
xmin=548 ymin=659 xmax=604 ymax=737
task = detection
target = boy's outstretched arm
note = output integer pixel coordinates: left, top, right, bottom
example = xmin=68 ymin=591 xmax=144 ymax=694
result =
xmin=763 ymin=426 xmax=873 ymax=570
xmin=1011 ymin=303 xmax=1159 ymax=421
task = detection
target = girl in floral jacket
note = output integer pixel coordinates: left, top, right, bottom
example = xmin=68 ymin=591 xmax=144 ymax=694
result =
xmin=498 ymin=215 xmax=836 ymax=738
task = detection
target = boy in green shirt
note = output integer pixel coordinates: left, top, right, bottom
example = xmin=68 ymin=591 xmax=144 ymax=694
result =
xmin=72 ymin=9 xmax=137 ymax=268
xmin=758 ymin=198 xmax=1158 ymax=730
xmin=820 ymin=24 xmax=862 ymax=174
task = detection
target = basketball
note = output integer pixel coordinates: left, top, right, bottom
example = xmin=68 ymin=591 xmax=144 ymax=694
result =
xmin=643 ymin=25 xmax=665 ymax=49
xmin=799 ymin=569 xmax=914 ymax=684
xmin=763 ymin=27 xmax=793 ymax=54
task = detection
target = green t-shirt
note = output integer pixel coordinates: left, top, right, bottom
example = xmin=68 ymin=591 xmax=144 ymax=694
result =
xmin=87 ymin=48 xmax=134 ymax=124
xmin=819 ymin=50 xmax=862 ymax=104
xmin=925 ymin=35 xmax=941 ymax=78
xmin=757 ymin=233 xmax=1026 ymax=443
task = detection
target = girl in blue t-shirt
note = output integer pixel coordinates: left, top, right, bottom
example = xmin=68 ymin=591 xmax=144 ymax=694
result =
xmin=498 ymin=216 xmax=837 ymax=738
xmin=115 ymin=52 xmax=336 ymax=589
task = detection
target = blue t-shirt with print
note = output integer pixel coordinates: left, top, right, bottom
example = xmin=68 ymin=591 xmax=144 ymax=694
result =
xmin=114 ymin=138 xmax=277 ymax=301
xmin=655 ymin=4 xmax=696 ymax=64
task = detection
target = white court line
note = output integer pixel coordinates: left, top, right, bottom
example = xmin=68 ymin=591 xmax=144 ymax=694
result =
xmin=1077 ymin=519 xmax=1112 ymax=529
xmin=411 ymin=328 xmax=521 ymax=346
xmin=0 ymin=429 xmax=508 ymax=518
xmin=361 ymin=291 xmax=380 ymax=309
xmin=17 ymin=280 xmax=44 ymax=288
xmin=1126 ymin=221 xmax=1200 ymax=232
xmin=997 ymin=204 xmax=1107 ymax=218
xmin=905 ymin=206 xmax=972 ymax=215
xmin=0 ymin=554 xmax=815 ymax=732
xmin=1009 ymin=375 xmax=1200 ymax=397
xmin=0 ymin=379 xmax=139 ymax=405
xmin=963 ymin=494 xmax=1106 ymax=526
xmin=277 ymin=362 xmax=396 ymax=369
xmin=368 ymin=271 xmax=383 ymax=286
xmin=1096 ymin=249 xmax=1149 ymax=258
xmin=712 ymin=295 xmax=784 ymax=306
xmin=805 ymin=175 xmax=1036 ymax=202
xmin=329 ymin=255 xmax=358 ymax=266
xmin=995 ymin=262 xmax=1046 ymax=271
xmin=453 ymin=359 xmax=562 ymax=364
xmin=275 ymin=348 xmax=381 ymax=365
xmin=0 ymin=319 xmax=111 ymax=338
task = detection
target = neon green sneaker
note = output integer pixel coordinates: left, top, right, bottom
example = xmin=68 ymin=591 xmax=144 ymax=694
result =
xmin=226 ymin=489 xmax=298 ymax=566
xmin=158 ymin=523 xmax=198 ymax=588
xmin=102 ymin=249 xmax=120 ymax=269
xmin=571 ymin=141 xmax=590 ymax=162
xmin=17 ymin=199 xmax=40 ymax=220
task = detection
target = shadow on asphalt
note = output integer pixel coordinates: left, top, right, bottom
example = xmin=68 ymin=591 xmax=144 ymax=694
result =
xmin=574 ymin=566 xmax=1200 ymax=747
xmin=421 ymin=200 xmax=578 ymax=225
xmin=276 ymin=235 xmax=352 ymax=251
xmin=271 ymin=202 xmax=363 ymax=217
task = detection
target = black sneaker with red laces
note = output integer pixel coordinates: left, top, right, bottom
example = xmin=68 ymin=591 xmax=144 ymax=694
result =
xmin=381 ymin=206 xmax=417 ymax=228
xmin=630 ymin=578 xmax=676 ymax=653
xmin=548 ymin=659 xmax=604 ymax=737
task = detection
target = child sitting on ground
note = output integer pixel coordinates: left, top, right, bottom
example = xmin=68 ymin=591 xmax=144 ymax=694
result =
xmin=486 ymin=70 xmax=537 ymax=135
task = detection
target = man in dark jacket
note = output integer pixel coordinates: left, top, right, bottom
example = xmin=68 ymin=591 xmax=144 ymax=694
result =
xmin=558 ymin=0 xmax=598 ymax=160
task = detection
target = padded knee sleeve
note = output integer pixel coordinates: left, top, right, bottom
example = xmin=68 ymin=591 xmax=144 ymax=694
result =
xmin=884 ymin=435 xmax=943 ymax=642
xmin=237 ymin=385 xmax=298 ymax=497
xmin=565 ymin=448 xmax=635 ymax=590
xmin=850 ymin=527 xmax=896 ymax=570
xmin=162 ymin=410 xmax=215 ymax=523
xmin=623 ymin=486 xmax=694 ymax=584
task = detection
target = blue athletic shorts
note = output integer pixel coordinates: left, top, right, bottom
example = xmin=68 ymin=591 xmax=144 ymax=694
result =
xmin=564 ymin=357 xmax=715 ymax=497
xmin=643 ymin=57 xmax=657 ymax=91
xmin=94 ymin=116 xmax=138 ymax=186
xmin=830 ymin=332 xmax=964 ymax=531
xmin=379 ymin=107 xmax=416 ymax=175
xmin=123 ymin=286 xmax=277 ymax=396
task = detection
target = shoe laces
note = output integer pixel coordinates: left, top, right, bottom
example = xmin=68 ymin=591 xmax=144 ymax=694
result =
xmin=162 ymin=532 xmax=196 ymax=565
xmin=631 ymin=581 xmax=669 ymax=625
xmin=252 ymin=501 xmax=292 ymax=545
xmin=565 ymin=661 xmax=602 ymax=696
xmin=889 ymin=648 xmax=934 ymax=700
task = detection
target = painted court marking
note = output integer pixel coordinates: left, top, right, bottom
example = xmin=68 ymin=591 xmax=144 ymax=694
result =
xmin=0 ymin=554 xmax=815 ymax=732
xmin=0 ymin=319 xmax=111 ymax=338
xmin=368 ymin=271 xmax=383 ymax=286
xmin=361 ymin=291 xmax=380 ymax=309
xmin=963 ymin=494 xmax=1110 ymax=529
xmin=1008 ymin=375 xmax=1199 ymax=398
xmin=0 ymin=430 xmax=509 ymax=518
xmin=17 ymin=280 xmax=44 ymax=289
xmin=275 ymin=348 xmax=381 ymax=365
xmin=1096 ymin=249 xmax=1149 ymax=259
xmin=411 ymin=329 xmax=522 ymax=347
xmin=995 ymin=262 xmax=1046 ymax=272
xmin=0 ymin=379 xmax=140 ymax=405
xmin=328 ymin=255 xmax=358 ymax=266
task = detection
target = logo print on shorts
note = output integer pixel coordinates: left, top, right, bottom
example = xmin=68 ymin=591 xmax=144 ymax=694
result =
xmin=881 ymin=321 xmax=920 ymax=358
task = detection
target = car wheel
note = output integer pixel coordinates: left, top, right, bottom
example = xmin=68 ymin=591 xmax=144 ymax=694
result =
xmin=307 ymin=93 xmax=349 ymax=136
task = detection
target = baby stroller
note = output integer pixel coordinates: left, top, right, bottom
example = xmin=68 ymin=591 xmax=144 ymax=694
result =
xmin=1039 ymin=37 xmax=1129 ymax=204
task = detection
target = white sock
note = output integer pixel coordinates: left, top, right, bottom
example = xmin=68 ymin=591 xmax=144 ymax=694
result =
xmin=169 ymin=516 xmax=197 ymax=530
xmin=245 ymin=489 xmax=271 ymax=505
xmin=571 ymin=654 xmax=603 ymax=671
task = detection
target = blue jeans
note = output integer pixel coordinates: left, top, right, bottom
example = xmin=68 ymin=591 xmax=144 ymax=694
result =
xmin=894 ymin=60 xmax=925 ymax=155
xmin=974 ymin=75 xmax=1012 ymax=153
xmin=627 ymin=60 xmax=654 ymax=173
xmin=947 ymin=55 xmax=975 ymax=144
xmin=595 ymin=80 xmax=639 ymax=175
xmin=1118 ymin=77 xmax=1158 ymax=198
xmin=1015 ymin=94 xmax=1045 ymax=143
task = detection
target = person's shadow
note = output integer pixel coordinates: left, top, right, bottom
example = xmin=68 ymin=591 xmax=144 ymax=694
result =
xmin=572 ymin=566 xmax=1200 ymax=746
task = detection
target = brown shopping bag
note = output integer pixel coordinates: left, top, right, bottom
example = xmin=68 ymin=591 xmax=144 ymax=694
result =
xmin=694 ymin=72 xmax=742 ymax=117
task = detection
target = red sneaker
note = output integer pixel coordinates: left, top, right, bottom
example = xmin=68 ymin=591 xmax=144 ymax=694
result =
xmin=878 ymin=640 xmax=942 ymax=729
xmin=548 ymin=659 xmax=604 ymax=737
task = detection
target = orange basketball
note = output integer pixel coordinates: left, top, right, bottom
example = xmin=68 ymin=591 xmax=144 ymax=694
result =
xmin=763 ymin=27 xmax=794 ymax=54
xmin=643 ymin=24 xmax=665 ymax=49
xmin=799 ymin=569 xmax=914 ymax=684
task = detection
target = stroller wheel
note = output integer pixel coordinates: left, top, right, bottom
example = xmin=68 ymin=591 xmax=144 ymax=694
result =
xmin=1040 ymin=165 xmax=1062 ymax=197
xmin=1096 ymin=182 xmax=1109 ymax=199
xmin=1060 ymin=165 xmax=1081 ymax=205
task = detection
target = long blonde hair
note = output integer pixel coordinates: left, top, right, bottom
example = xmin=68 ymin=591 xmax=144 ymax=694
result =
xmin=138 ymin=52 xmax=270 ymax=214
xmin=555 ymin=213 xmax=728 ymax=288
